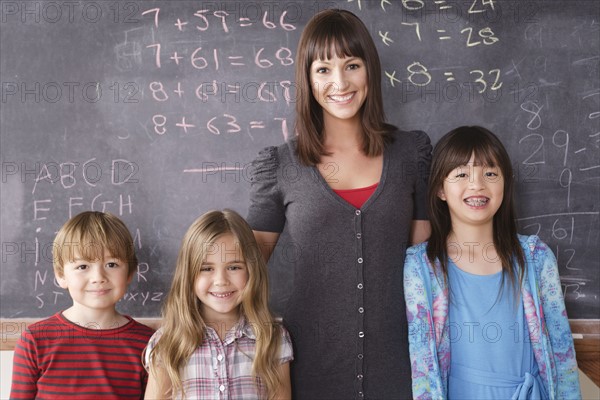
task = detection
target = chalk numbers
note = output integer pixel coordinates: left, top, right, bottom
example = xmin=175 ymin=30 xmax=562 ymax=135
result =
xmin=190 ymin=48 xmax=209 ymax=69
xmin=141 ymin=7 xmax=296 ymax=141
xmin=520 ymin=128 xmax=578 ymax=208
xmin=404 ymin=62 xmax=502 ymax=93
xmin=389 ymin=0 xmax=499 ymax=91
xmin=149 ymin=82 xmax=168 ymax=102
xmin=468 ymin=0 xmax=495 ymax=14
xmin=207 ymin=114 xmax=241 ymax=135
xmin=407 ymin=62 xmax=431 ymax=86
xmin=399 ymin=0 xmax=495 ymax=13
xmin=142 ymin=7 xmax=296 ymax=32
xmin=552 ymin=217 xmax=575 ymax=242
xmin=142 ymin=7 xmax=296 ymax=71
xmin=516 ymin=120 xmax=597 ymax=298
xmin=255 ymin=47 xmax=293 ymax=69
xmin=552 ymin=130 xmax=573 ymax=207
xmin=151 ymin=114 xmax=285 ymax=137
xmin=262 ymin=11 xmax=296 ymax=31
xmin=147 ymin=45 xmax=293 ymax=70
xmin=401 ymin=0 xmax=425 ymax=11
xmin=470 ymin=68 xmax=502 ymax=93
xmin=519 ymin=134 xmax=544 ymax=165
xmin=152 ymin=115 xmax=167 ymax=135
xmin=461 ymin=27 xmax=499 ymax=47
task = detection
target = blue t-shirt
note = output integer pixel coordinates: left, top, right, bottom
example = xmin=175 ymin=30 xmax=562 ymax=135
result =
xmin=448 ymin=260 xmax=548 ymax=399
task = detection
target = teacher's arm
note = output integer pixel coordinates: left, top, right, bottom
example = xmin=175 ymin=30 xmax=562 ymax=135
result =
xmin=253 ymin=230 xmax=280 ymax=263
xmin=410 ymin=131 xmax=432 ymax=246
xmin=248 ymin=146 xmax=284 ymax=263
xmin=410 ymin=220 xmax=431 ymax=245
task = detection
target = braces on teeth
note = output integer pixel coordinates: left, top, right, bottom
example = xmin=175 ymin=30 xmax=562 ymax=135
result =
xmin=465 ymin=198 xmax=488 ymax=206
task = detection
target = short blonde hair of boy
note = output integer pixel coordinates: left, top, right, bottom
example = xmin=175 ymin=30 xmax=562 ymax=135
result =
xmin=53 ymin=211 xmax=138 ymax=278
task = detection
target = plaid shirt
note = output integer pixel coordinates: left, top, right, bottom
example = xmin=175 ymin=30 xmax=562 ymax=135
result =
xmin=147 ymin=318 xmax=293 ymax=399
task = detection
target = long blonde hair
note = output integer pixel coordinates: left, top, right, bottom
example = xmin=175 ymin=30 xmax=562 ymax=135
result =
xmin=146 ymin=210 xmax=284 ymax=398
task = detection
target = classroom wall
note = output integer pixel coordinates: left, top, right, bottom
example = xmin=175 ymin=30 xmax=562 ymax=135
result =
xmin=1 ymin=349 xmax=599 ymax=400
xmin=1 ymin=352 xmax=14 ymax=398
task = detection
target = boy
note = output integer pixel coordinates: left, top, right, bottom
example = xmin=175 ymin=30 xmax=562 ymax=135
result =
xmin=10 ymin=211 xmax=154 ymax=399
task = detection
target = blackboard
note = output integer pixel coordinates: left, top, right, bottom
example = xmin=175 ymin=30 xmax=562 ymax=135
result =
xmin=1 ymin=0 xmax=598 ymax=320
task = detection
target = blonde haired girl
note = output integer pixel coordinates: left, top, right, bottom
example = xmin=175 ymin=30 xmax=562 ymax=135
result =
xmin=144 ymin=210 xmax=292 ymax=399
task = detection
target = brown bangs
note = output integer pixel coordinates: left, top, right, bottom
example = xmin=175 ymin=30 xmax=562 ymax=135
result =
xmin=307 ymin=22 xmax=366 ymax=65
xmin=294 ymin=9 xmax=392 ymax=165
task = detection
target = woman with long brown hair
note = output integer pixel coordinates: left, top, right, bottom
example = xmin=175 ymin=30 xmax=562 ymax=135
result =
xmin=247 ymin=9 xmax=432 ymax=399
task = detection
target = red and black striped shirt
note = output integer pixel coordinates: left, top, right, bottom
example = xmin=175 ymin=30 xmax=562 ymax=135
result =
xmin=10 ymin=312 xmax=154 ymax=399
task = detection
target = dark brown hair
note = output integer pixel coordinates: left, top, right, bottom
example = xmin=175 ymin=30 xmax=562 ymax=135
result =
xmin=294 ymin=9 xmax=394 ymax=165
xmin=427 ymin=126 xmax=525 ymax=290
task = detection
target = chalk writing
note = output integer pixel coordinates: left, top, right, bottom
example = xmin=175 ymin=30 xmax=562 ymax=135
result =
xmin=3 ymin=0 xmax=598 ymax=320
xmin=149 ymin=114 xmax=290 ymax=138
xmin=142 ymin=7 xmax=297 ymax=32
xmin=386 ymin=63 xmax=503 ymax=94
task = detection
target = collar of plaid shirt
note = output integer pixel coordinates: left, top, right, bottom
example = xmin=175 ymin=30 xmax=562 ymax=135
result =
xmin=204 ymin=316 xmax=257 ymax=344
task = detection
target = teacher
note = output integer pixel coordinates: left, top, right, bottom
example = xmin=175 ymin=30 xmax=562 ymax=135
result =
xmin=247 ymin=9 xmax=431 ymax=399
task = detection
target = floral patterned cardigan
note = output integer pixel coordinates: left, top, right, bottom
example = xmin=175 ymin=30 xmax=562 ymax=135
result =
xmin=403 ymin=235 xmax=581 ymax=400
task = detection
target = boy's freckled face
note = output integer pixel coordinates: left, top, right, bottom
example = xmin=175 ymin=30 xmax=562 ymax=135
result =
xmin=57 ymin=248 xmax=132 ymax=314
